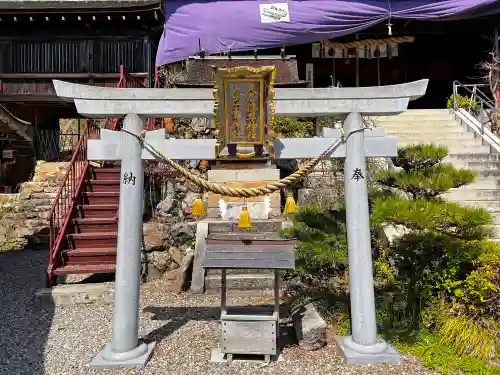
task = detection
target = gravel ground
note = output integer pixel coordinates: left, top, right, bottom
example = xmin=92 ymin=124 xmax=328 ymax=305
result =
xmin=0 ymin=249 xmax=439 ymax=375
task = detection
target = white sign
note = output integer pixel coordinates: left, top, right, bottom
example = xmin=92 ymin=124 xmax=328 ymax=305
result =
xmin=305 ymin=63 xmax=314 ymax=88
xmin=259 ymin=3 xmax=290 ymax=23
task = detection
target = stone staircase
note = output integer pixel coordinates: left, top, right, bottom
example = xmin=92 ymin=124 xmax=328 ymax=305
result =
xmin=376 ymin=109 xmax=500 ymax=241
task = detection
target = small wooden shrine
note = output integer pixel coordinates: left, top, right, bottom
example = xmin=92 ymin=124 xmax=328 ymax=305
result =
xmin=202 ymin=226 xmax=296 ymax=363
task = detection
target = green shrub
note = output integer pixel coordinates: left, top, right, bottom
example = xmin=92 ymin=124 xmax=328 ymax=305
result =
xmin=281 ymin=205 xmax=348 ymax=285
xmin=436 ymin=311 xmax=499 ymax=361
xmin=377 ymin=144 xmax=478 ymax=199
xmin=447 ymin=93 xmax=480 ymax=111
xmin=371 ymin=196 xmax=492 ymax=239
xmin=458 ymin=241 xmax=500 ymax=320
xmin=270 ymin=117 xmax=315 ymax=138
xmin=398 ymin=331 xmax=500 ymax=375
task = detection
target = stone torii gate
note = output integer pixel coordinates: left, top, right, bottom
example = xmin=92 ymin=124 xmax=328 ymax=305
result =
xmin=53 ymin=78 xmax=428 ymax=368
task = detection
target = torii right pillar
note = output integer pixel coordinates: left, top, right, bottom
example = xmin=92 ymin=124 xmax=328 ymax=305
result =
xmin=336 ymin=112 xmax=399 ymax=364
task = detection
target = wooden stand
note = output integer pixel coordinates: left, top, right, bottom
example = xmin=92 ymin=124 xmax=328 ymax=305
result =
xmin=202 ymin=231 xmax=295 ymax=363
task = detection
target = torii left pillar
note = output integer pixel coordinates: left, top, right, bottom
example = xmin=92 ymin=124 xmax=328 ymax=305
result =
xmin=89 ymin=114 xmax=156 ymax=369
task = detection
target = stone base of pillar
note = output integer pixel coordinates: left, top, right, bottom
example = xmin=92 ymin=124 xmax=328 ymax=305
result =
xmin=89 ymin=341 xmax=156 ymax=369
xmin=334 ymin=335 xmax=400 ymax=365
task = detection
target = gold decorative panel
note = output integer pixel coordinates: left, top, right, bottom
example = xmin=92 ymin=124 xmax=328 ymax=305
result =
xmin=212 ymin=66 xmax=276 ymax=159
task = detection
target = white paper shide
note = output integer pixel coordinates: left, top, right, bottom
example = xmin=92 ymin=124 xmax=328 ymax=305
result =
xmin=259 ymin=3 xmax=290 ymax=23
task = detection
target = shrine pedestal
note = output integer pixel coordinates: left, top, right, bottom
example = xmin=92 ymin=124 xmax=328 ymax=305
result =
xmin=202 ymin=231 xmax=296 ymax=363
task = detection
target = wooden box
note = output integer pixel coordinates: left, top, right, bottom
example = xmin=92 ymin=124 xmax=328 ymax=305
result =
xmin=221 ymin=306 xmax=277 ymax=356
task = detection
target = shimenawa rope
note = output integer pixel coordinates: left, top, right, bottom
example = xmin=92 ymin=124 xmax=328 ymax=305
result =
xmin=122 ymin=127 xmax=365 ymax=198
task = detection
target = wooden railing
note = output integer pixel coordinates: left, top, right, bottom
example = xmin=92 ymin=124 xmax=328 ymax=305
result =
xmin=47 ymin=119 xmax=100 ymax=285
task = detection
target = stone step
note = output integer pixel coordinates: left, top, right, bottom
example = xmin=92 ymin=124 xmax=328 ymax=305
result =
xmin=458 ymin=200 xmax=500 ymax=211
xmin=447 ymin=153 xmax=500 ymax=162
xmin=206 ymin=268 xmax=272 ymax=276
xmin=374 ymin=115 xmax=455 ymax=122
xmin=203 ymin=289 xmax=280 ymax=297
xmin=488 ymin=224 xmax=500 ymax=236
xmin=204 ymin=273 xmax=275 ymax=292
xmin=459 ymin=177 xmax=500 ymax=189
xmin=479 ymin=170 xmax=500 ymax=178
xmin=398 ymin=143 xmax=491 ymax=154
xmin=397 ymin=139 xmax=483 ymax=148
xmin=394 ymin=133 xmax=475 ymax=142
xmin=443 ymin=189 xmax=500 ymax=201
xmin=381 ymin=121 xmax=460 ymax=129
xmin=399 ymin=109 xmax=450 ymax=115
xmin=450 ymin=161 xmax=500 ymax=171
xmin=381 ymin=127 xmax=467 ymax=134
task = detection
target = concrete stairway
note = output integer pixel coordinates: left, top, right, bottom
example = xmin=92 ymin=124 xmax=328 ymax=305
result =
xmin=376 ymin=109 xmax=500 ymax=241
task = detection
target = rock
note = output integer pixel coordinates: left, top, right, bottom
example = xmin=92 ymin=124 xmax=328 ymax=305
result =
xmin=147 ymin=251 xmax=173 ymax=272
xmin=181 ymin=191 xmax=198 ymax=216
xmin=187 ymin=159 xmax=200 ymax=169
xmin=292 ymin=303 xmax=327 ymax=351
xmin=169 ymin=222 xmax=196 ymax=246
xmin=168 ymin=246 xmax=183 ymax=264
xmin=0 ymin=161 xmax=67 ymax=251
xmin=383 ymin=224 xmax=410 ymax=245
xmin=155 ymin=180 xmax=176 ymax=217
xmin=168 ymin=261 xmax=180 ymax=270
xmin=145 ymin=263 xmax=163 ymax=282
xmin=163 ymin=269 xmax=178 ymax=280
xmin=174 ymin=248 xmax=194 ymax=294
xmin=143 ymin=222 xmax=170 ymax=252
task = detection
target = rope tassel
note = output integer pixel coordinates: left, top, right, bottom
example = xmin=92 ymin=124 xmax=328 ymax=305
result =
xmin=191 ymin=194 xmax=204 ymax=217
xmin=238 ymin=206 xmax=252 ymax=228
xmin=283 ymin=192 xmax=297 ymax=215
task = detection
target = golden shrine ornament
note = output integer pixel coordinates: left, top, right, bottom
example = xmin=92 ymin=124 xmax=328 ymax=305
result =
xmin=212 ymin=65 xmax=276 ymax=159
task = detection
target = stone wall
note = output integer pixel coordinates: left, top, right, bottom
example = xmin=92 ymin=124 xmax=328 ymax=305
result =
xmin=0 ymin=161 xmax=67 ymax=251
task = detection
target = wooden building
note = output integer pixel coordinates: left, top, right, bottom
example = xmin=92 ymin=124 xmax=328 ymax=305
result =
xmin=0 ymin=0 xmax=163 ymax=164
xmin=0 ymin=104 xmax=33 ymax=192
xmin=280 ymin=17 xmax=500 ymax=108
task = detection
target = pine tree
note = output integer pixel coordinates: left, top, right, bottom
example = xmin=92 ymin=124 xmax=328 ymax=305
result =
xmin=372 ymin=144 xmax=491 ymax=240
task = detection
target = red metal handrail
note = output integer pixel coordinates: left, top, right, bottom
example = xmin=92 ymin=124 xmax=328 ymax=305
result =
xmin=47 ymin=119 xmax=100 ymax=285
xmin=47 ymin=65 xmax=159 ymax=285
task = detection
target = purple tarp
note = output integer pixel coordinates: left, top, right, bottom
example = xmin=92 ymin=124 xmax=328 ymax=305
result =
xmin=156 ymin=0 xmax=499 ymax=66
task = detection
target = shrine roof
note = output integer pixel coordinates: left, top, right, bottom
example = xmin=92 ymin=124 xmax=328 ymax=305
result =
xmin=177 ymin=55 xmax=307 ymax=88
xmin=0 ymin=105 xmax=32 ymax=142
xmin=0 ymin=0 xmax=160 ymax=10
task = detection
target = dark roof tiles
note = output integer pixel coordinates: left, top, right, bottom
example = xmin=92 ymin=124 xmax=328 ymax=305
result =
xmin=181 ymin=57 xmax=306 ymax=87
